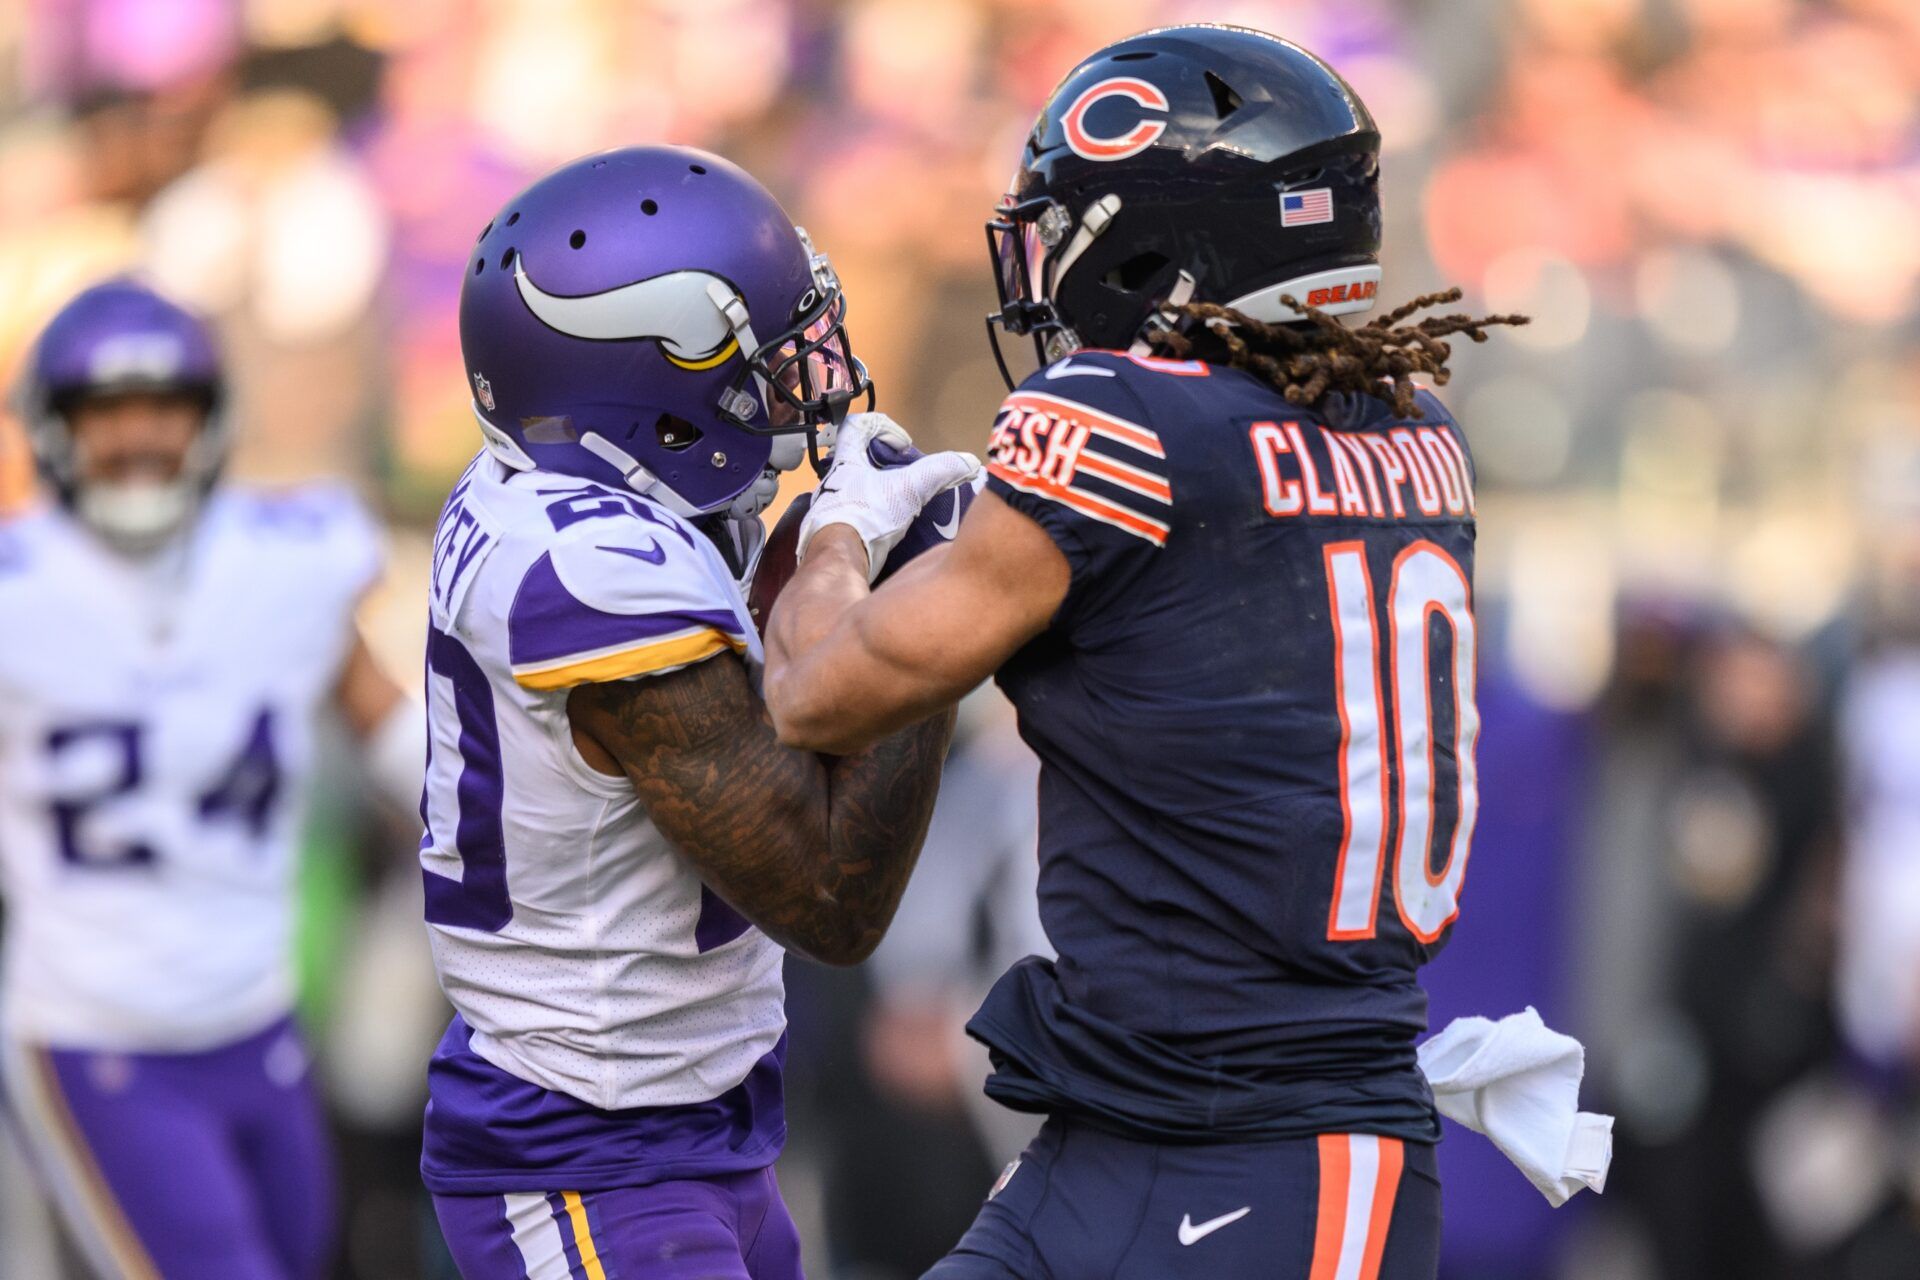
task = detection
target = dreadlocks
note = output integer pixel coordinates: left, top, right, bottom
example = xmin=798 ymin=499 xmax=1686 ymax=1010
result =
xmin=1145 ymin=288 xmax=1530 ymax=418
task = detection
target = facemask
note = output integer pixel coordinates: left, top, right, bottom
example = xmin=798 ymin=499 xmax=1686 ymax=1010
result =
xmin=725 ymin=433 xmax=812 ymax=521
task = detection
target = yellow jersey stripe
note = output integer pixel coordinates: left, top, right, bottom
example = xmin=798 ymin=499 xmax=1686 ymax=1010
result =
xmin=561 ymin=1192 xmax=609 ymax=1280
xmin=513 ymin=627 xmax=744 ymax=691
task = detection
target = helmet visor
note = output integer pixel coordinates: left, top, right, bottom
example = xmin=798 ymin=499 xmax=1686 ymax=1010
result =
xmin=990 ymin=202 xmax=1055 ymax=314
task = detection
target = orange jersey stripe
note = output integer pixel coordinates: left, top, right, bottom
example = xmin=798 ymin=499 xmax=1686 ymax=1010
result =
xmin=1002 ymin=391 xmax=1166 ymax=459
xmin=1309 ymin=1134 xmax=1350 ymax=1280
xmin=988 ymin=462 xmax=1169 ymax=546
xmin=1075 ymin=452 xmax=1172 ymax=503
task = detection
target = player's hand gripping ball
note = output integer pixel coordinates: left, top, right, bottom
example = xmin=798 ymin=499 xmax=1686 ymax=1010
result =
xmin=746 ymin=418 xmax=980 ymax=630
xmin=797 ymin=413 xmax=980 ymax=577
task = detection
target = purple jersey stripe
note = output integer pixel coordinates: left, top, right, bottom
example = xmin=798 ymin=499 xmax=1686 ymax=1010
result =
xmin=695 ymin=884 xmax=755 ymax=952
xmin=544 ymin=1193 xmax=587 ymax=1279
xmin=508 ymin=551 xmax=742 ymax=667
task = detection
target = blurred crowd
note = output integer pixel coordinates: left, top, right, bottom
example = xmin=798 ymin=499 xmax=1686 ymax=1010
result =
xmin=3 ymin=0 xmax=1920 ymax=1276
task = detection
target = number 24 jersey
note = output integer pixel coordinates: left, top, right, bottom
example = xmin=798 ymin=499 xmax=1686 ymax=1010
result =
xmin=0 ymin=487 xmax=379 ymax=1052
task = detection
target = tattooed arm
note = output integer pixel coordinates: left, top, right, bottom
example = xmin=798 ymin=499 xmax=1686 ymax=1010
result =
xmin=568 ymin=652 xmax=954 ymax=966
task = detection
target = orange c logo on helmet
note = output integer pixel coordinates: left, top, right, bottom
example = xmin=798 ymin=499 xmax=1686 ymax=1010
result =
xmin=1061 ymin=77 xmax=1170 ymax=162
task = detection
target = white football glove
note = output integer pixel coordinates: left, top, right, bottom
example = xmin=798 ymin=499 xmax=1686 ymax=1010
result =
xmin=796 ymin=412 xmax=981 ymax=582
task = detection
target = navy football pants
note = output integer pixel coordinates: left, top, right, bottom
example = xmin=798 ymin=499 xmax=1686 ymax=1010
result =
xmin=924 ymin=1117 xmax=1440 ymax=1280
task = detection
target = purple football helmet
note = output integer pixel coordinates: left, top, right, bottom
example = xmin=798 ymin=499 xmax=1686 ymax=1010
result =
xmin=19 ymin=279 xmax=228 ymax=544
xmin=460 ymin=146 xmax=871 ymax=516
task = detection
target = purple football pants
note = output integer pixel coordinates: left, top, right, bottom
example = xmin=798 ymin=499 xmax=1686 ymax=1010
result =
xmin=1 ymin=1017 xmax=335 ymax=1280
xmin=434 ymin=1166 xmax=804 ymax=1280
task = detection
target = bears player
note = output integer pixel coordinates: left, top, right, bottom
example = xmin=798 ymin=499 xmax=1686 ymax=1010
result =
xmin=423 ymin=145 xmax=972 ymax=1279
xmin=0 ymin=279 xmax=419 ymax=1279
xmin=765 ymin=27 xmax=1527 ymax=1279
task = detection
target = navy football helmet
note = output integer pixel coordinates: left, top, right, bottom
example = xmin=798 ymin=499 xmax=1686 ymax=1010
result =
xmin=460 ymin=146 xmax=871 ymax=517
xmin=987 ymin=24 xmax=1382 ymax=385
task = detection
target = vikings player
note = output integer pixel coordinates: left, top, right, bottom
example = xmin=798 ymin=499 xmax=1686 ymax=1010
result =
xmin=0 ymin=280 xmax=418 ymax=1279
xmin=423 ymin=146 xmax=972 ymax=1279
xmin=766 ymin=27 xmax=1530 ymax=1279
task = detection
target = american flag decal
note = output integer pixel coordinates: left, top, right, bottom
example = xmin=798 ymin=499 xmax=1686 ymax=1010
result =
xmin=1281 ymin=187 xmax=1334 ymax=227
xmin=986 ymin=391 xmax=1171 ymax=546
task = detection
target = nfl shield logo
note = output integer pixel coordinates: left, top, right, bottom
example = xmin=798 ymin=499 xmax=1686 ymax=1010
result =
xmin=473 ymin=372 xmax=495 ymax=411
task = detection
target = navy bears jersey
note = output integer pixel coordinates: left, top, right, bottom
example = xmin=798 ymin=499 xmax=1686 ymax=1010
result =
xmin=975 ymin=348 xmax=1479 ymax=1145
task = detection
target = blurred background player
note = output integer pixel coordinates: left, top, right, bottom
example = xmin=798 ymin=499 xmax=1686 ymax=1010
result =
xmin=0 ymin=278 xmax=420 ymax=1279
xmin=765 ymin=26 xmax=1530 ymax=1278
xmin=421 ymin=145 xmax=969 ymax=1280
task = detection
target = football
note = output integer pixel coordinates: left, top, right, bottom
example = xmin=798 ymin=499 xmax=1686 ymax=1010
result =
xmin=747 ymin=490 xmax=810 ymax=632
xmin=745 ymin=440 xmax=979 ymax=632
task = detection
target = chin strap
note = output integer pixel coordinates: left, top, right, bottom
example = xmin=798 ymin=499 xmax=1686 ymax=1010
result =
xmin=578 ymin=431 xmax=659 ymax=491
xmin=708 ymin=277 xmax=768 ymax=425
xmin=474 ymin=407 xmax=536 ymax=471
xmin=576 ymin=431 xmax=701 ymax=519
xmin=1048 ymin=194 xmax=1120 ymax=300
xmin=1030 ymin=195 xmax=1126 ymax=366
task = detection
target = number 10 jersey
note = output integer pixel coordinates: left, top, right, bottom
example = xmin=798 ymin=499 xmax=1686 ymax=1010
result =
xmin=978 ymin=349 xmax=1481 ymax=1145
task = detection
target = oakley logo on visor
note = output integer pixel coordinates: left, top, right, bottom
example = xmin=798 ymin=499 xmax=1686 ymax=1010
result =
xmin=1061 ymin=77 xmax=1170 ymax=162
xmin=515 ymin=263 xmax=743 ymax=371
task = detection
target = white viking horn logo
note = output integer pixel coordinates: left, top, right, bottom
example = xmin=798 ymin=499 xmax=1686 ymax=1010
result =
xmin=514 ymin=261 xmax=743 ymax=371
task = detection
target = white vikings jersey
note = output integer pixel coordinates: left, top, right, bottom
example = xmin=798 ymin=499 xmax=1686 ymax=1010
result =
xmin=421 ymin=453 xmax=783 ymax=1114
xmin=0 ymin=486 xmax=379 ymax=1051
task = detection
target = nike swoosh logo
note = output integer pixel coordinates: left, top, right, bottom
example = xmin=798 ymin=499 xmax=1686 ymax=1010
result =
xmin=598 ymin=541 xmax=665 ymax=565
xmin=932 ymin=493 xmax=962 ymax=539
xmin=1178 ymin=1207 xmax=1251 ymax=1246
xmin=1045 ymin=357 xmax=1116 ymax=380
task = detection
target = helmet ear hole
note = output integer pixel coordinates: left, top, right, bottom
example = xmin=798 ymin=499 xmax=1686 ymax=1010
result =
xmin=1105 ymin=251 xmax=1171 ymax=293
xmin=655 ymin=414 xmax=701 ymax=451
xmin=1205 ymin=70 xmax=1244 ymax=119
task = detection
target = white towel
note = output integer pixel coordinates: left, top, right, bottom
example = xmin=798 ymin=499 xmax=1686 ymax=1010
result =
xmin=1417 ymin=1007 xmax=1614 ymax=1206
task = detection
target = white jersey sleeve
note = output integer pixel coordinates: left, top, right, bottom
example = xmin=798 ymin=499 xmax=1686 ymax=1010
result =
xmin=261 ymin=481 xmax=383 ymax=607
xmin=502 ymin=503 xmax=752 ymax=692
xmin=420 ymin=460 xmax=782 ymax=1113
